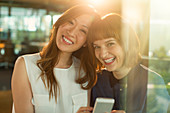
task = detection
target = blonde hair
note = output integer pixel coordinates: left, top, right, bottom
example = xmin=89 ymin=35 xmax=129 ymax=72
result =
xmin=37 ymin=5 xmax=100 ymax=102
xmin=87 ymin=13 xmax=141 ymax=72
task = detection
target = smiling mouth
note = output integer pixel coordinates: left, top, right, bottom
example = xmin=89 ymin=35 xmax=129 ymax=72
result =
xmin=62 ymin=35 xmax=74 ymax=45
xmin=104 ymin=57 xmax=116 ymax=65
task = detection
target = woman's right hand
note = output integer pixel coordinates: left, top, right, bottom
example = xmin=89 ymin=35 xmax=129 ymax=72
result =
xmin=76 ymin=107 xmax=93 ymax=113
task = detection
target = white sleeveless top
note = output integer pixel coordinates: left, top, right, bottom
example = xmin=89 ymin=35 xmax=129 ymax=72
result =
xmin=13 ymin=53 xmax=88 ymax=113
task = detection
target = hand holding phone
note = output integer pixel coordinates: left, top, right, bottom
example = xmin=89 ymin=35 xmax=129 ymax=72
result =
xmin=93 ymin=98 xmax=115 ymax=113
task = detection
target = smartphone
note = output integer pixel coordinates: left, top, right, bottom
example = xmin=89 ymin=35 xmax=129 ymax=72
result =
xmin=92 ymin=97 xmax=115 ymax=113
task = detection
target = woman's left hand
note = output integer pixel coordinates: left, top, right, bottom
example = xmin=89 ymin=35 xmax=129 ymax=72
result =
xmin=76 ymin=107 xmax=93 ymax=113
xmin=111 ymin=110 xmax=126 ymax=113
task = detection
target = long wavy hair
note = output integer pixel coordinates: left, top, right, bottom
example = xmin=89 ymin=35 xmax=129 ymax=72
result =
xmin=87 ymin=13 xmax=141 ymax=73
xmin=37 ymin=5 xmax=100 ymax=102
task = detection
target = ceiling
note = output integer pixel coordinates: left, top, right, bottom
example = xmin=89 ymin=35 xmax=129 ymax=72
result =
xmin=0 ymin=0 xmax=121 ymax=15
xmin=0 ymin=0 xmax=78 ymax=12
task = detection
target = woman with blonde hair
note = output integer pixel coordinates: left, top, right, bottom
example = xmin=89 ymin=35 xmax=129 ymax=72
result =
xmin=78 ymin=13 xmax=170 ymax=113
xmin=11 ymin=5 xmax=100 ymax=113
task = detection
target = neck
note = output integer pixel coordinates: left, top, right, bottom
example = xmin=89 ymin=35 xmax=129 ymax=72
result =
xmin=112 ymin=67 xmax=131 ymax=80
xmin=55 ymin=52 xmax=73 ymax=69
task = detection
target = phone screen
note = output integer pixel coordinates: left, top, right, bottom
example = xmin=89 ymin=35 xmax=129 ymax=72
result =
xmin=92 ymin=98 xmax=115 ymax=113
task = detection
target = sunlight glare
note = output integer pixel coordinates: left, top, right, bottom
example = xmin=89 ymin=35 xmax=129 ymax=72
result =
xmin=0 ymin=28 xmax=3 ymax=32
xmin=168 ymin=82 xmax=170 ymax=86
xmin=88 ymin=0 xmax=105 ymax=6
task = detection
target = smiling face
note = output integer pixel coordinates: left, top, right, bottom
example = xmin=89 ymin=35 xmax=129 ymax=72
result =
xmin=93 ymin=37 xmax=125 ymax=72
xmin=56 ymin=14 xmax=92 ymax=54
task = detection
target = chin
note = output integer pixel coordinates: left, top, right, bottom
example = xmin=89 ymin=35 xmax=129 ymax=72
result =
xmin=107 ymin=64 xmax=118 ymax=71
xmin=105 ymin=67 xmax=114 ymax=72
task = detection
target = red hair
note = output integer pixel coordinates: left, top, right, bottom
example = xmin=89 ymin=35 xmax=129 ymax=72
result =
xmin=37 ymin=5 xmax=100 ymax=102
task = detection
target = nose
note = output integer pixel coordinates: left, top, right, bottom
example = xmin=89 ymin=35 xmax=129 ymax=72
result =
xmin=99 ymin=47 xmax=108 ymax=59
xmin=68 ymin=25 xmax=77 ymax=37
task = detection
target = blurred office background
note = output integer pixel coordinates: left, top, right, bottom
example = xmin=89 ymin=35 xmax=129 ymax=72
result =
xmin=0 ymin=0 xmax=170 ymax=113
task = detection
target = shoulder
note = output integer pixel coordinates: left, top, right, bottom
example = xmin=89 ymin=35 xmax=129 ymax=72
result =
xmin=12 ymin=56 xmax=34 ymax=113
xmin=15 ymin=53 xmax=39 ymax=63
xmin=21 ymin=53 xmax=40 ymax=61
xmin=140 ymin=64 xmax=165 ymax=84
xmin=12 ymin=55 xmax=29 ymax=88
xmin=142 ymin=65 xmax=170 ymax=108
xmin=14 ymin=56 xmax=26 ymax=70
xmin=20 ymin=53 xmax=40 ymax=67
xmin=13 ymin=53 xmax=40 ymax=80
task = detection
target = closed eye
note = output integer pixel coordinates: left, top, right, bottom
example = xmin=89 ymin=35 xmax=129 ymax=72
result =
xmin=68 ymin=20 xmax=74 ymax=25
xmin=80 ymin=29 xmax=87 ymax=34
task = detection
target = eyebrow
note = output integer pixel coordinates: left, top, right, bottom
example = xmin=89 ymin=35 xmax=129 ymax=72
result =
xmin=105 ymin=39 xmax=116 ymax=43
xmin=93 ymin=38 xmax=116 ymax=45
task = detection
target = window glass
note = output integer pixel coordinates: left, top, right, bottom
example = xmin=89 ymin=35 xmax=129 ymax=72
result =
xmin=122 ymin=0 xmax=170 ymax=112
xmin=149 ymin=0 xmax=170 ymax=95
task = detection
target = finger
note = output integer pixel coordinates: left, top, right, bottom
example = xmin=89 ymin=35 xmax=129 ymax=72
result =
xmin=111 ymin=110 xmax=126 ymax=113
xmin=80 ymin=111 xmax=92 ymax=113
xmin=79 ymin=107 xmax=93 ymax=111
xmin=76 ymin=107 xmax=93 ymax=113
xmin=77 ymin=110 xmax=92 ymax=113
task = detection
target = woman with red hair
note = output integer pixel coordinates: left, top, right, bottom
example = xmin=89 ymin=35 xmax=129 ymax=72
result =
xmin=11 ymin=5 xmax=100 ymax=113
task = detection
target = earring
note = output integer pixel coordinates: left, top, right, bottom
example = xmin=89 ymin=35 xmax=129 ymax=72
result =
xmin=83 ymin=45 xmax=86 ymax=47
xmin=83 ymin=43 xmax=87 ymax=47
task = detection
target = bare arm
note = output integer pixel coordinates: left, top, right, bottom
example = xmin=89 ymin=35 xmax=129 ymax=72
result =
xmin=11 ymin=57 xmax=34 ymax=113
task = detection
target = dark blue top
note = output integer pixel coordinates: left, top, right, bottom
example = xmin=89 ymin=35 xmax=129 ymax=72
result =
xmin=90 ymin=64 xmax=170 ymax=113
